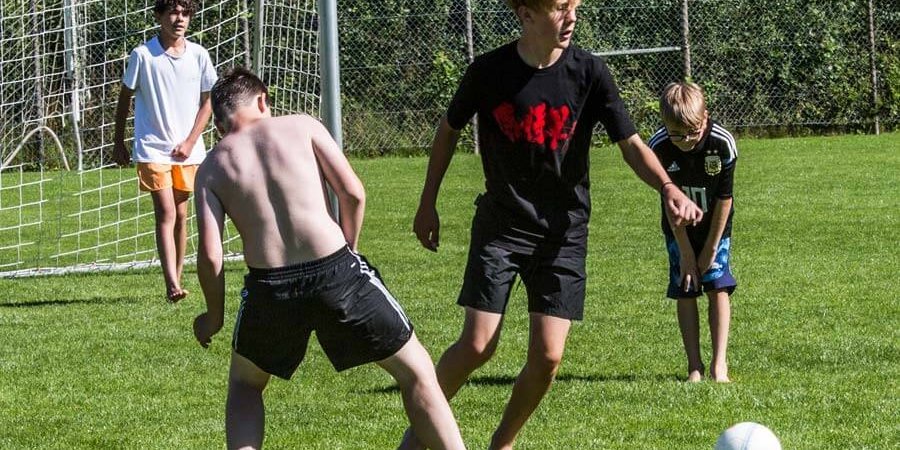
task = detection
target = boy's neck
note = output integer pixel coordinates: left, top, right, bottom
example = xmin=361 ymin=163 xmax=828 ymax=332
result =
xmin=230 ymin=114 xmax=265 ymax=134
xmin=158 ymin=33 xmax=186 ymax=54
xmin=516 ymin=35 xmax=564 ymax=69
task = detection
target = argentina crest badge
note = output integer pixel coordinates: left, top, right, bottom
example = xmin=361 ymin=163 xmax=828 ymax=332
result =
xmin=704 ymin=155 xmax=722 ymax=176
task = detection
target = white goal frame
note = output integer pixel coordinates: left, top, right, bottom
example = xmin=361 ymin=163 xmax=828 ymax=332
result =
xmin=0 ymin=0 xmax=342 ymax=278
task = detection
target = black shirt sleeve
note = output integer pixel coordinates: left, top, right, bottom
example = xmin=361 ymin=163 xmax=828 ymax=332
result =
xmin=589 ymin=58 xmax=636 ymax=142
xmin=717 ymin=155 xmax=736 ymax=199
xmin=446 ymin=62 xmax=480 ymax=131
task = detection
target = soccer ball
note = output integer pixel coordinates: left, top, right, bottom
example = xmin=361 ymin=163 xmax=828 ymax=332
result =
xmin=714 ymin=422 xmax=782 ymax=450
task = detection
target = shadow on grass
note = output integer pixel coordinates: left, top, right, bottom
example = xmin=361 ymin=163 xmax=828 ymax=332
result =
xmin=364 ymin=371 xmax=680 ymax=394
xmin=0 ymin=296 xmax=140 ymax=308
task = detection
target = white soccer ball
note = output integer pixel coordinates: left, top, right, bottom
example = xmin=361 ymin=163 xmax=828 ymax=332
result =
xmin=714 ymin=422 xmax=782 ymax=450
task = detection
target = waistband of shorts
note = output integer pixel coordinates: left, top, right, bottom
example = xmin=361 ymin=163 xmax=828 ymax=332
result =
xmin=246 ymin=245 xmax=352 ymax=280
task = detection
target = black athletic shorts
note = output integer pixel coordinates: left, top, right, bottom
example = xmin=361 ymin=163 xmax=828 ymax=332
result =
xmin=458 ymin=205 xmax=587 ymax=321
xmin=233 ymin=246 xmax=413 ymax=379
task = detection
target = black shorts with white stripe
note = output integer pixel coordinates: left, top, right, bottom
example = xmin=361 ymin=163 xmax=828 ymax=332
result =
xmin=233 ymin=245 xmax=413 ymax=379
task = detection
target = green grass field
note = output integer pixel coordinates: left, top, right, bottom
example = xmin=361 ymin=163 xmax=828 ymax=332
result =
xmin=1 ymin=133 xmax=898 ymax=449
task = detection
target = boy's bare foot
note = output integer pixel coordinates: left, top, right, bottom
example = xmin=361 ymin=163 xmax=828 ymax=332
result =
xmin=687 ymin=369 xmax=703 ymax=382
xmin=167 ymin=287 xmax=189 ymax=303
xmin=710 ymin=365 xmax=730 ymax=383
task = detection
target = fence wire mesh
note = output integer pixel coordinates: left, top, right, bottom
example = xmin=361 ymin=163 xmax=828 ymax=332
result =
xmin=337 ymin=0 xmax=900 ymax=154
xmin=0 ymin=0 xmax=898 ymax=276
xmin=0 ymin=0 xmax=268 ymax=275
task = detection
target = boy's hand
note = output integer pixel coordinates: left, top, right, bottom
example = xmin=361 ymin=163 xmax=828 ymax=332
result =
xmin=663 ymin=184 xmax=703 ymax=226
xmin=113 ymin=141 xmax=131 ymax=166
xmin=172 ymin=139 xmax=195 ymax=160
xmin=679 ymin=255 xmax=701 ymax=293
xmin=193 ymin=311 xmax=223 ymax=348
xmin=413 ymin=204 xmax=440 ymax=252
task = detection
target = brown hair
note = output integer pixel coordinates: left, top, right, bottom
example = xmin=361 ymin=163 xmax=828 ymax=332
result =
xmin=505 ymin=0 xmax=558 ymax=12
xmin=211 ymin=67 xmax=269 ymax=128
xmin=660 ymin=82 xmax=707 ymax=130
xmin=154 ymin=0 xmax=197 ymax=16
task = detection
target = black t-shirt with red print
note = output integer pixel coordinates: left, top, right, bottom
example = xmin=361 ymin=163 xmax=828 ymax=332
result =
xmin=447 ymin=41 xmax=636 ymax=255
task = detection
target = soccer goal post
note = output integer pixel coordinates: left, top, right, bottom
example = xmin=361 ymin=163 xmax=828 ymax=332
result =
xmin=0 ymin=0 xmax=341 ymax=278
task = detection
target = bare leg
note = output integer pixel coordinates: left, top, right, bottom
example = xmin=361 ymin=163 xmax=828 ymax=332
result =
xmin=707 ymin=289 xmax=731 ymax=382
xmin=676 ymin=297 xmax=704 ymax=382
xmin=379 ymin=333 xmax=466 ymax=450
xmin=226 ymin=352 xmax=271 ymax=450
xmin=489 ymin=313 xmax=570 ymax=450
xmin=398 ymin=307 xmax=503 ymax=450
xmin=172 ymin=189 xmax=191 ymax=294
xmin=150 ymin=189 xmax=186 ymax=302
xmin=435 ymin=308 xmax=504 ymax=399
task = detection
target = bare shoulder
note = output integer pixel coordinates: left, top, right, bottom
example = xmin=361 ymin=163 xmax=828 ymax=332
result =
xmin=267 ymin=114 xmax=315 ymax=126
xmin=200 ymin=133 xmax=244 ymax=173
xmin=196 ymin=142 xmax=227 ymax=183
xmin=251 ymin=115 xmax=313 ymax=136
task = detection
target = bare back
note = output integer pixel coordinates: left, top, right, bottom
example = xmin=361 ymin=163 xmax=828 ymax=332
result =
xmin=198 ymin=115 xmax=350 ymax=268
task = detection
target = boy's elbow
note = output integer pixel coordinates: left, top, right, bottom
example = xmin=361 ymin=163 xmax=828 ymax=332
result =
xmin=345 ymin=183 xmax=365 ymax=207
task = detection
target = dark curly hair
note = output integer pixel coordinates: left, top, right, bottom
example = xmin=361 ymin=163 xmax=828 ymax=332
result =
xmin=154 ymin=0 xmax=197 ymax=16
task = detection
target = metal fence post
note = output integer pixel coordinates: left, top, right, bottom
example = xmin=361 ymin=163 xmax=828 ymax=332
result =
xmin=681 ymin=0 xmax=692 ymax=81
xmin=30 ymin=0 xmax=46 ymax=164
xmin=63 ymin=0 xmax=83 ymax=171
xmin=465 ymin=0 xmax=479 ymax=155
xmin=253 ymin=0 xmax=265 ymax=77
xmin=319 ymin=0 xmax=343 ymax=218
xmin=241 ymin=0 xmax=251 ymax=68
xmin=867 ymin=0 xmax=880 ymax=135
xmin=319 ymin=0 xmax=343 ymax=150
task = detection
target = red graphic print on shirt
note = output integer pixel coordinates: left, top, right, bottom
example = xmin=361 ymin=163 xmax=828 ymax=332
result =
xmin=492 ymin=102 xmax=574 ymax=152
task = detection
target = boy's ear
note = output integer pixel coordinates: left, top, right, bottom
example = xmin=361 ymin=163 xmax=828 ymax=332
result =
xmin=516 ymin=5 xmax=531 ymax=24
xmin=257 ymin=94 xmax=269 ymax=114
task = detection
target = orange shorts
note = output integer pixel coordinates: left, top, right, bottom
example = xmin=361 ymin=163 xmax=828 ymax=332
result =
xmin=136 ymin=163 xmax=198 ymax=193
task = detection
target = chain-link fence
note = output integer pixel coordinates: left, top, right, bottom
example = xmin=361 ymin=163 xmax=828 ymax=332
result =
xmin=0 ymin=0 xmax=898 ymax=275
xmin=338 ymin=0 xmax=900 ymax=154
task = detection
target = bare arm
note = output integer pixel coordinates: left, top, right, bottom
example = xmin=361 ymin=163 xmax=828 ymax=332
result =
xmin=670 ymin=218 xmax=700 ymax=293
xmin=172 ymin=92 xmax=213 ymax=160
xmin=698 ymin=197 xmax=732 ymax=273
xmin=193 ymin=167 xmax=226 ymax=347
xmin=413 ymin=116 xmax=461 ymax=251
xmin=113 ymin=85 xmax=134 ymax=166
xmin=617 ymin=133 xmax=703 ymax=226
xmin=309 ymin=117 xmax=366 ymax=251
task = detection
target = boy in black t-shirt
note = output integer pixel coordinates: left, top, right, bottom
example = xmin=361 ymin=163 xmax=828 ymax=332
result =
xmin=649 ymin=81 xmax=737 ymax=383
xmin=406 ymin=1 xmax=703 ymax=448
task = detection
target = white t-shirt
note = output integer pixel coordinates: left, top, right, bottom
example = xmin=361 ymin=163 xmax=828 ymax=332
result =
xmin=123 ymin=36 xmax=218 ymax=165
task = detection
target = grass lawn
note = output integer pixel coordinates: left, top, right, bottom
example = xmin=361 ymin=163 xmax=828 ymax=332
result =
xmin=0 ymin=132 xmax=897 ymax=449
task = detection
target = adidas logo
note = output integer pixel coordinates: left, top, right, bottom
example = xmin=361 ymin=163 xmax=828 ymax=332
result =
xmin=667 ymin=161 xmax=680 ymax=172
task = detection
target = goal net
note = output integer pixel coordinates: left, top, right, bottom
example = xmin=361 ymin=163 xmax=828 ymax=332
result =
xmin=0 ymin=0 xmax=321 ymax=277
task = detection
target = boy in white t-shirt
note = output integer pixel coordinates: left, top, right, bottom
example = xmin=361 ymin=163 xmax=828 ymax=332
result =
xmin=113 ymin=0 xmax=218 ymax=302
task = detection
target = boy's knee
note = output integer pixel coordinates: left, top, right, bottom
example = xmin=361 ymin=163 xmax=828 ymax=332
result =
xmin=456 ymin=338 xmax=498 ymax=366
xmin=527 ymin=350 xmax=564 ymax=376
xmin=228 ymin=376 xmax=267 ymax=396
xmin=228 ymin=353 xmax=270 ymax=392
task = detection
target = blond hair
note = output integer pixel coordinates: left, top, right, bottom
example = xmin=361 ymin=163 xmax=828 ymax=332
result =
xmin=660 ymin=82 xmax=707 ymax=130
